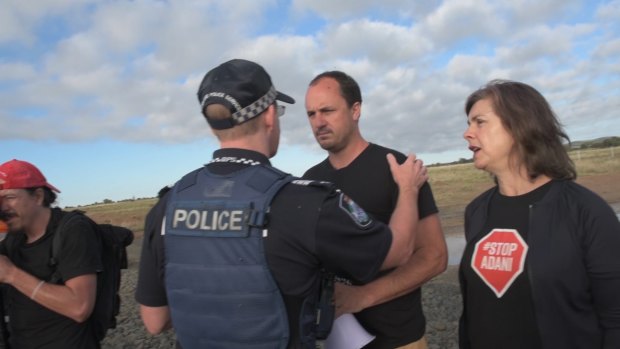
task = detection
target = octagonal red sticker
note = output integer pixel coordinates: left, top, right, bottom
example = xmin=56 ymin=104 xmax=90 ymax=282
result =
xmin=471 ymin=229 xmax=528 ymax=298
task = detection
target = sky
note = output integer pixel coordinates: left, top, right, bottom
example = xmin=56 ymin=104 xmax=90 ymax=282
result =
xmin=1 ymin=0 xmax=619 ymax=207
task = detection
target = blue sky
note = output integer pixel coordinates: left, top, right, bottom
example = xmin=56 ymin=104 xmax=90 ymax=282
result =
xmin=2 ymin=0 xmax=619 ymax=207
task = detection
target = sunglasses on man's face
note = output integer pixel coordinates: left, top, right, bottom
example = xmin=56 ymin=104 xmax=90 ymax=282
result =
xmin=276 ymin=104 xmax=286 ymax=117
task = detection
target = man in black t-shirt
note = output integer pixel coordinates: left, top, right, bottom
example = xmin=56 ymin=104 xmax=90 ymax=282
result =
xmin=135 ymin=59 xmax=430 ymax=349
xmin=303 ymin=71 xmax=447 ymax=349
xmin=0 ymin=159 xmax=101 ymax=349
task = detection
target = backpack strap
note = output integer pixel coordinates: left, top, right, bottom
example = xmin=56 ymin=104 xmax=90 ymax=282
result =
xmin=48 ymin=210 xmax=88 ymax=284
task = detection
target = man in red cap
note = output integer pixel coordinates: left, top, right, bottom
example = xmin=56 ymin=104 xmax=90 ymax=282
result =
xmin=0 ymin=159 xmax=102 ymax=349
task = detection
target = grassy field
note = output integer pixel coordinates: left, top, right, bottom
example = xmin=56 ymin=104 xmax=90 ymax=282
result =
xmin=75 ymin=146 xmax=620 ymax=238
xmin=428 ymin=146 xmax=620 ymax=234
xmin=76 ymin=198 xmax=157 ymax=237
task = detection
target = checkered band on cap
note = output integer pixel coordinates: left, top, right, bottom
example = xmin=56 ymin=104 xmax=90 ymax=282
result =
xmin=200 ymin=86 xmax=278 ymax=127
xmin=230 ymin=86 xmax=277 ymax=125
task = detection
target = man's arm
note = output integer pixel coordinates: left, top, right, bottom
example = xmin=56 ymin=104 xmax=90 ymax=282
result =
xmin=334 ymin=214 xmax=447 ymax=316
xmin=380 ymin=154 xmax=428 ymax=270
xmin=0 ymin=256 xmax=97 ymax=322
xmin=140 ymin=305 xmax=172 ymax=335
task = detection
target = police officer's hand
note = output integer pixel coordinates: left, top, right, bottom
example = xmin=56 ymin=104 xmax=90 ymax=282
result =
xmin=386 ymin=153 xmax=428 ymax=192
xmin=0 ymin=255 xmax=16 ymax=284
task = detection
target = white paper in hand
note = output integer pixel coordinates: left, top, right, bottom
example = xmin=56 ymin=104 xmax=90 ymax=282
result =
xmin=324 ymin=314 xmax=375 ymax=349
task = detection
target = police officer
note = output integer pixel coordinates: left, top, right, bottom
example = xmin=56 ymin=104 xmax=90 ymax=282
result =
xmin=135 ymin=58 xmax=428 ymax=349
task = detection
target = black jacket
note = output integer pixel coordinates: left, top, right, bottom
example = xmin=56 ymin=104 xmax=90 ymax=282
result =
xmin=459 ymin=180 xmax=620 ymax=349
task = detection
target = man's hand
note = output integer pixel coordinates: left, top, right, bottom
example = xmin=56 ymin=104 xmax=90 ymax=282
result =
xmin=334 ymin=282 xmax=369 ymax=318
xmin=381 ymin=153 xmax=428 ymax=270
xmin=386 ymin=153 xmax=428 ymax=193
xmin=0 ymin=255 xmax=16 ymax=284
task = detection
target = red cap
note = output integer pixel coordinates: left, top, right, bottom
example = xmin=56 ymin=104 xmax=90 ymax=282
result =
xmin=0 ymin=159 xmax=61 ymax=193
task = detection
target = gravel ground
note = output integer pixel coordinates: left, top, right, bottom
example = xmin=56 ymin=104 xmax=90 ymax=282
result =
xmin=102 ymin=238 xmax=462 ymax=349
xmin=101 ymin=237 xmax=177 ymax=349
xmin=421 ymin=266 xmax=461 ymax=349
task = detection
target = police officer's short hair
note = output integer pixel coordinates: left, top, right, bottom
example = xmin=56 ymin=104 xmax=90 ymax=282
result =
xmin=206 ymin=103 xmax=263 ymax=141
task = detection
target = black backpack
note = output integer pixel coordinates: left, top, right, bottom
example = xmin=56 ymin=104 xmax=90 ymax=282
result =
xmin=49 ymin=211 xmax=134 ymax=342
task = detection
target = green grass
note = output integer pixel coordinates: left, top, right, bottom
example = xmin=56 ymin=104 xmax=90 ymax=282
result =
xmin=77 ymin=199 xmax=158 ymax=236
xmin=76 ymin=146 xmax=620 ymax=238
xmin=428 ymin=146 xmax=620 ymax=234
xmin=569 ymin=146 xmax=620 ymax=176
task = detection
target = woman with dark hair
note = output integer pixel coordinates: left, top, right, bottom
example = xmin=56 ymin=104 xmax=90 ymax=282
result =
xmin=458 ymin=79 xmax=620 ymax=349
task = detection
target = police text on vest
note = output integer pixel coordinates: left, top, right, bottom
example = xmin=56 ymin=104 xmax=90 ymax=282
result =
xmin=172 ymin=209 xmax=244 ymax=231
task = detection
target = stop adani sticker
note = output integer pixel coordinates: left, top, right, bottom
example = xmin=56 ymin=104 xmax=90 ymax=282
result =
xmin=471 ymin=229 xmax=528 ymax=298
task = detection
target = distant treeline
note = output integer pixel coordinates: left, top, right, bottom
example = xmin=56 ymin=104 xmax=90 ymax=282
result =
xmin=429 ymin=136 xmax=620 ymax=168
xmin=429 ymin=158 xmax=473 ymax=167
xmin=67 ymin=196 xmax=152 ymax=209
xmin=572 ymin=136 xmax=620 ymax=149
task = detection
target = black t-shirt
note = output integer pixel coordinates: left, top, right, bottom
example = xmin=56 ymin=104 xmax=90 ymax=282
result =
xmin=461 ymin=183 xmax=552 ymax=349
xmin=0 ymin=208 xmax=102 ymax=349
xmin=135 ymin=148 xmax=393 ymax=349
xmin=303 ymin=143 xmax=439 ymax=347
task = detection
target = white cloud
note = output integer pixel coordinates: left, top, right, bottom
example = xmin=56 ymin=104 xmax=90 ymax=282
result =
xmin=291 ymin=0 xmax=441 ymax=20
xmin=596 ymin=0 xmax=620 ymax=21
xmin=503 ymin=0 xmax=582 ymax=25
xmin=0 ymin=62 xmax=36 ymax=80
xmin=1 ymin=0 xmax=619 ymax=159
xmin=0 ymin=0 xmax=96 ymax=44
xmin=318 ymin=19 xmax=433 ymax=65
xmin=88 ymin=1 xmax=162 ymax=53
xmin=0 ymin=6 xmax=32 ymax=44
xmin=421 ymin=0 xmax=505 ymax=44
xmin=593 ymin=38 xmax=620 ymax=58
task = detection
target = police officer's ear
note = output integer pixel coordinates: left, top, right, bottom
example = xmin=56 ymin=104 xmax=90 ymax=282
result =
xmin=263 ymin=104 xmax=278 ymax=131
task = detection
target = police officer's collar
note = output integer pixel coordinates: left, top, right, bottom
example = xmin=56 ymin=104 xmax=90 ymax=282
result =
xmin=210 ymin=148 xmax=271 ymax=166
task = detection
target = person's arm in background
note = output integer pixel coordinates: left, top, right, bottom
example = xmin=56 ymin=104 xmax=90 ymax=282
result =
xmin=136 ymin=196 xmax=173 ymax=335
xmin=140 ymin=305 xmax=172 ymax=335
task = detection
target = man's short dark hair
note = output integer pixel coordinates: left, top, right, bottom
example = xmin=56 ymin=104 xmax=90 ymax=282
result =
xmin=25 ymin=187 xmax=57 ymax=207
xmin=309 ymin=71 xmax=362 ymax=108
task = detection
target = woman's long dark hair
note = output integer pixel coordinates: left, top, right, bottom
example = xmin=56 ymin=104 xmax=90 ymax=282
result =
xmin=465 ymin=79 xmax=576 ymax=180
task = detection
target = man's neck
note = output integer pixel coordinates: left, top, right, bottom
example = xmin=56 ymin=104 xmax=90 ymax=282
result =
xmin=328 ymin=138 xmax=369 ymax=170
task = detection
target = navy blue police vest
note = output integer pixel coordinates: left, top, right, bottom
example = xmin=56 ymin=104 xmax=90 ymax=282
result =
xmin=164 ymin=164 xmax=293 ymax=349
